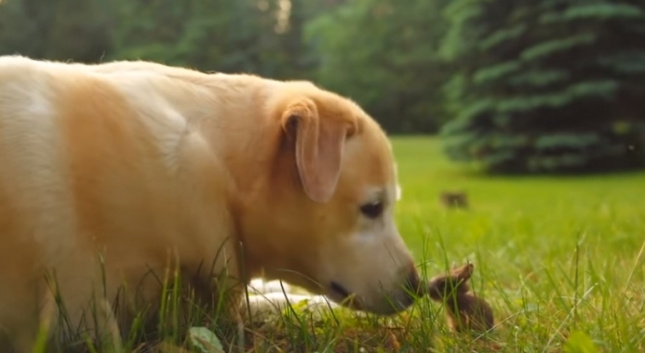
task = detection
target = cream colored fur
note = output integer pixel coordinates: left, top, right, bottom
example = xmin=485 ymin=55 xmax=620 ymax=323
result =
xmin=0 ymin=55 xmax=420 ymax=352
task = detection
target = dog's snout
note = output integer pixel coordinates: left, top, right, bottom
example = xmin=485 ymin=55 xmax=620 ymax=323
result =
xmin=404 ymin=267 xmax=423 ymax=297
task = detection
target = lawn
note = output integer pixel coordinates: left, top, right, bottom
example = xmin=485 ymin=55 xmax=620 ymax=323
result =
xmin=390 ymin=136 xmax=645 ymax=352
xmin=215 ymin=136 xmax=644 ymax=353
xmin=43 ymin=136 xmax=645 ymax=353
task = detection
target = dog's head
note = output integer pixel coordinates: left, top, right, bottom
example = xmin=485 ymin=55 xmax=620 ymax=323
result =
xmin=240 ymin=82 xmax=421 ymax=315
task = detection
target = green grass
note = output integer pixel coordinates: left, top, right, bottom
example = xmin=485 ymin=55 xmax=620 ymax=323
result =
xmin=37 ymin=136 xmax=645 ymax=353
xmin=392 ymin=136 xmax=645 ymax=352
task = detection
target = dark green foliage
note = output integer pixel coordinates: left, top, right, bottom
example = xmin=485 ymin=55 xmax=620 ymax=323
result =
xmin=1 ymin=0 xmax=645 ymax=174
xmin=0 ymin=0 xmax=113 ymax=62
xmin=0 ymin=0 xmax=453 ymax=134
xmin=109 ymin=0 xmax=319 ymax=80
xmin=305 ymin=0 xmax=452 ymax=133
xmin=0 ymin=0 xmax=328 ymax=80
xmin=440 ymin=0 xmax=645 ymax=173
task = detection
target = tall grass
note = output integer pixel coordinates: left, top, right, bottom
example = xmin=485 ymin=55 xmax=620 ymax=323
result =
xmin=392 ymin=136 xmax=645 ymax=352
xmin=26 ymin=136 xmax=645 ymax=352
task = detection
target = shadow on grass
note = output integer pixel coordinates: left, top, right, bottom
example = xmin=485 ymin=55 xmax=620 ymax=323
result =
xmin=13 ymin=237 xmax=515 ymax=353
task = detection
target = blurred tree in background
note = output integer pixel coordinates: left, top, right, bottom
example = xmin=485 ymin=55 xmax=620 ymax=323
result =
xmin=111 ymin=0 xmax=318 ymax=79
xmin=0 ymin=0 xmax=644 ymax=174
xmin=305 ymin=0 xmax=451 ymax=133
xmin=0 ymin=0 xmax=113 ymax=62
xmin=440 ymin=0 xmax=645 ymax=173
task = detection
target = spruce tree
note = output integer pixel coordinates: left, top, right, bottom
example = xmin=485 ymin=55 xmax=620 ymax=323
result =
xmin=440 ymin=0 xmax=645 ymax=174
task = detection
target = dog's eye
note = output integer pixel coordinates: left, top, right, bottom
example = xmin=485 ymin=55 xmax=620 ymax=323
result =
xmin=360 ymin=201 xmax=383 ymax=219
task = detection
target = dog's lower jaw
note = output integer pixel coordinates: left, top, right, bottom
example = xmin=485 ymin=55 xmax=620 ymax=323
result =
xmin=367 ymin=298 xmax=416 ymax=316
xmin=329 ymin=281 xmax=352 ymax=300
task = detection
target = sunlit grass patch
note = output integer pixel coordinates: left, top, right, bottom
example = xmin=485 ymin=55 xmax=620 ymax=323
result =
xmin=29 ymin=136 xmax=645 ymax=352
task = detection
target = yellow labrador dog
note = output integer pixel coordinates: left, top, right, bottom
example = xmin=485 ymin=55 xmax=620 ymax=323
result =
xmin=0 ymin=55 xmax=420 ymax=351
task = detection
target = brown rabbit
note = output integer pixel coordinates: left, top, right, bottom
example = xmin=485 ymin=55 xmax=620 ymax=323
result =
xmin=425 ymin=262 xmax=494 ymax=333
xmin=439 ymin=191 xmax=468 ymax=209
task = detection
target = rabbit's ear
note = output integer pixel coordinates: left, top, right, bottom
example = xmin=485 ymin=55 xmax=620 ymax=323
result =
xmin=458 ymin=263 xmax=474 ymax=280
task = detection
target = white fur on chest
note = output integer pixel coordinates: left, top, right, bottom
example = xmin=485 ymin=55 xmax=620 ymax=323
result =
xmin=245 ymin=279 xmax=339 ymax=322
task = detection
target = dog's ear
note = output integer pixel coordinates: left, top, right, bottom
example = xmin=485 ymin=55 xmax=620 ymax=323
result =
xmin=281 ymin=98 xmax=349 ymax=203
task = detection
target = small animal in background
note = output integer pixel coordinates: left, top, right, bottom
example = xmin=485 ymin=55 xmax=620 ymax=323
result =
xmin=425 ymin=262 xmax=494 ymax=334
xmin=439 ymin=191 xmax=468 ymax=209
